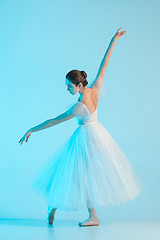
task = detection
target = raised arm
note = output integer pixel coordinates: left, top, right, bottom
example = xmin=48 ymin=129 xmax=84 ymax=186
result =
xmin=91 ymin=27 xmax=127 ymax=93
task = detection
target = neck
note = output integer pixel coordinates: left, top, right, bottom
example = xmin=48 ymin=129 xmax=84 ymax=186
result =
xmin=79 ymin=86 xmax=88 ymax=98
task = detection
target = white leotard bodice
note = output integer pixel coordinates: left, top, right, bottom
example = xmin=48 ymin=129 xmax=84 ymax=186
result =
xmin=65 ymin=101 xmax=98 ymax=126
xmin=75 ymin=102 xmax=98 ymax=125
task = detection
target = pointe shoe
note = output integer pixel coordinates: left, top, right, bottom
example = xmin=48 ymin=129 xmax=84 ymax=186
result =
xmin=78 ymin=216 xmax=100 ymax=227
xmin=46 ymin=208 xmax=57 ymax=225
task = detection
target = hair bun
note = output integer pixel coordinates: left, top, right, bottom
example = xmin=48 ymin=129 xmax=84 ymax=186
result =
xmin=80 ymin=70 xmax=87 ymax=79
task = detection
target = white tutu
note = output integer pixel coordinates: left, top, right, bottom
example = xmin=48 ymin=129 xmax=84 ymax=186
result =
xmin=31 ymin=101 xmax=143 ymax=211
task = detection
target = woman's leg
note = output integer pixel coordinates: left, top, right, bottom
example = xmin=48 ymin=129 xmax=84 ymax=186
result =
xmin=78 ymin=191 xmax=100 ymax=227
xmin=78 ymin=203 xmax=100 ymax=227
xmin=88 ymin=207 xmax=99 ymax=218
xmin=47 ymin=207 xmax=57 ymax=225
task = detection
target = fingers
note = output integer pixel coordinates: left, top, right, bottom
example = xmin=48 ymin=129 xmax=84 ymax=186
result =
xmin=20 ymin=138 xmax=24 ymax=145
xmin=18 ymin=132 xmax=31 ymax=145
xmin=122 ymin=31 xmax=127 ymax=36
xmin=26 ymin=133 xmax=31 ymax=142
xmin=18 ymin=139 xmax=23 ymax=145
xmin=117 ymin=27 xmax=127 ymax=34
xmin=120 ymin=31 xmax=126 ymax=35
xmin=18 ymin=138 xmax=22 ymax=144
xmin=18 ymin=136 xmax=25 ymax=145
xmin=117 ymin=27 xmax=121 ymax=32
xmin=116 ymin=29 xmax=127 ymax=39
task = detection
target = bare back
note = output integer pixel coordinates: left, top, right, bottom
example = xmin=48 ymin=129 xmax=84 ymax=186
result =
xmin=78 ymin=87 xmax=98 ymax=115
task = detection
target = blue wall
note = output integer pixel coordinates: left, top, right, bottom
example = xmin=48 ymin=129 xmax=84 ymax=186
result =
xmin=0 ymin=0 xmax=160 ymax=221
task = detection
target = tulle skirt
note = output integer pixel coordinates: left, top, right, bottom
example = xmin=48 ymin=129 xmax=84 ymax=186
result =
xmin=31 ymin=122 xmax=143 ymax=211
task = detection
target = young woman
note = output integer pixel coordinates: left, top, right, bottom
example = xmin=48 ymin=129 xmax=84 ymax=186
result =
xmin=19 ymin=27 xmax=143 ymax=227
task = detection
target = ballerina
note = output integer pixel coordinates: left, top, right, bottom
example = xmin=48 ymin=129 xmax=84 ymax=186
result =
xmin=19 ymin=27 xmax=142 ymax=227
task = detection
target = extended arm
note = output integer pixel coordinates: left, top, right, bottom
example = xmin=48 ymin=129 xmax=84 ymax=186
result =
xmin=18 ymin=102 xmax=83 ymax=145
xmin=30 ymin=111 xmax=74 ymax=133
xmin=18 ymin=107 xmax=76 ymax=145
xmin=91 ymin=27 xmax=127 ymax=93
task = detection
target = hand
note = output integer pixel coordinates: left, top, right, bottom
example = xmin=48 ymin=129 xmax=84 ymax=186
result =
xmin=18 ymin=130 xmax=32 ymax=145
xmin=113 ymin=27 xmax=127 ymax=41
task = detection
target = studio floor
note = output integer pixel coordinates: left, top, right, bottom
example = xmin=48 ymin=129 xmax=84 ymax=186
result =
xmin=0 ymin=219 xmax=160 ymax=240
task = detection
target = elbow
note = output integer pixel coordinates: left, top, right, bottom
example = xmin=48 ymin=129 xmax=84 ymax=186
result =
xmin=50 ymin=119 xmax=56 ymax=126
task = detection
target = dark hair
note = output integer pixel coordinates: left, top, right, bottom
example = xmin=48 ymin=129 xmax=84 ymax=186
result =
xmin=66 ymin=70 xmax=88 ymax=87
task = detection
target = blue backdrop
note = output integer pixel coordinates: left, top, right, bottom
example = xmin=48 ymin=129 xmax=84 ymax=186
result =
xmin=0 ymin=0 xmax=159 ymax=222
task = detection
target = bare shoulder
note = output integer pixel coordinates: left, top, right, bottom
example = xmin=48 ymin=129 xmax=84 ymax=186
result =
xmin=89 ymin=87 xmax=98 ymax=102
xmin=87 ymin=87 xmax=98 ymax=109
xmin=78 ymin=87 xmax=98 ymax=113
